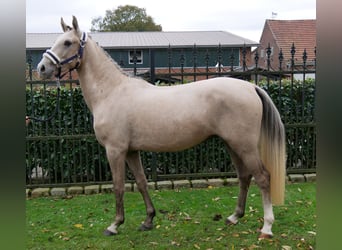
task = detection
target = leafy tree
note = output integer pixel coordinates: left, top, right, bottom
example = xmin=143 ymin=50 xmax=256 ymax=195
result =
xmin=91 ymin=5 xmax=162 ymax=32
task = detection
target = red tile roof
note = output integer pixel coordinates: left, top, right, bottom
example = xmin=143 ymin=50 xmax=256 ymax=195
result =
xmin=266 ymin=19 xmax=316 ymax=63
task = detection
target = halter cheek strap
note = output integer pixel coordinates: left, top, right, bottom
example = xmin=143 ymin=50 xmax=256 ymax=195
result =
xmin=43 ymin=32 xmax=88 ymax=78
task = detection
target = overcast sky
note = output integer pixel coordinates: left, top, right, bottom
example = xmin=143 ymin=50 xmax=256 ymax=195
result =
xmin=26 ymin=0 xmax=316 ymax=42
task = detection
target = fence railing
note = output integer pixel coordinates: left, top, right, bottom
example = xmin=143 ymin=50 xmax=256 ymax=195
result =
xmin=26 ymin=43 xmax=316 ymax=188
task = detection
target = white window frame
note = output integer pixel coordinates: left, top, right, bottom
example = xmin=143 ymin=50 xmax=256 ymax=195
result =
xmin=128 ymin=50 xmax=143 ymax=64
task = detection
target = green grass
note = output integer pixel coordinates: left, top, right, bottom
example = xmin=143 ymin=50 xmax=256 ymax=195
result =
xmin=26 ymin=183 xmax=316 ymax=249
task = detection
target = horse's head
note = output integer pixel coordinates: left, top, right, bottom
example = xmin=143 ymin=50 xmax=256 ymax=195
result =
xmin=37 ymin=16 xmax=87 ymax=80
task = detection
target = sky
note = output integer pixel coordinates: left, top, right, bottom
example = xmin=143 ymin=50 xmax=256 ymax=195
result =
xmin=26 ymin=0 xmax=316 ymax=42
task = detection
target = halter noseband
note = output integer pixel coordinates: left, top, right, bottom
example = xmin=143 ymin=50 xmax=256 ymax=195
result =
xmin=43 ymin=31 xmax=88 ymax=79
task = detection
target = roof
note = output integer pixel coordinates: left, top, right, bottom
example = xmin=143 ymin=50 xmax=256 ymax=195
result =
xmin=26 ymin=31 xmax=258 ymax=50
xmin=264 ymin=19 xmax=316 ymax=60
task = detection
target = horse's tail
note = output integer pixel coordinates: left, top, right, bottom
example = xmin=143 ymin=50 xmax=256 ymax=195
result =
xmin=255 ymin=86 xmax=286 ymax=205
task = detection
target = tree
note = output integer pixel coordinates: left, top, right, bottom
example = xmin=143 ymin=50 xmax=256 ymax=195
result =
xmin=91 ymin=5 xmax=162 ymax=32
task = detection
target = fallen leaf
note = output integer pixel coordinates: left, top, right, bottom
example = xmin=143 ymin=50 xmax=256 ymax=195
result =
xmin=194 ymin=243 xmax=201 ymax=249
xmin=171 ymin=240 xmax=180 ymax=246
xmin=183 ymin=212 xmax=192 ymax=221
xmin=249 ymin=244 xmax=261 ymax=249
xmin=212 ymin=197 xmax=221 ymax=202
xmin=74 ymin=223 xmax=84 ymax=229
xmin=282 ymin=246 xmax=292 ymax=250
xmin=249 ymin=206 xmax=258 ymax=213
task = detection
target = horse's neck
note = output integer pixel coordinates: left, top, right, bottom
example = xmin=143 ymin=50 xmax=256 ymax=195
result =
xmin=77 ymin=39 xmax=127 ymax=112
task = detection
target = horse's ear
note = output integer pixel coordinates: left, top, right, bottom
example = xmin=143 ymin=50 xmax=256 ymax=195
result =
xmin=61 ymin=17 xmax=70 ymax=32
xmin=72 ymin=16 xmax=81 ymax=36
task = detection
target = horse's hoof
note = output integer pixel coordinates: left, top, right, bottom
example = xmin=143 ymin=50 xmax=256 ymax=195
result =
xmin=225 ymin=218 xmax=237 ymax=226
xmin=258 ymin=232 xmax=273 ymax=239
xmin=103 ymin=229 xmax=117 ymax=236
xmin=139 ymin=224 xmax=153 ymax=231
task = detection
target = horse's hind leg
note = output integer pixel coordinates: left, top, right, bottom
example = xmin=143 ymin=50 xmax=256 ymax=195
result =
xmin=126 ymin=151 xmax=156 ymax=231
xmin=226 ymin=151 xmax=252 ymax=225
xmin=103 ymin=148 xmax=126 ymax=236
xmin=240 ymin=150 xmax=274 ymax=238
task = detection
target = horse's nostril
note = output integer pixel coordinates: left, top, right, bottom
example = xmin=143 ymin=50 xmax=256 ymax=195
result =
xmin=40 ymin=65 xmax=45 ymax=72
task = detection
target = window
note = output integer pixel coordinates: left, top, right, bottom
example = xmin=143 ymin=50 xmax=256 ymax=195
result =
xmin=260 ymin=49 xmax=265 ymax=58
xmin=128 ymin=50 xmax=143 ymax=64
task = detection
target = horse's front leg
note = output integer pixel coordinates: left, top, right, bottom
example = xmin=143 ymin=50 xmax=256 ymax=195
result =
xmin=103 ymin=147 xmax=127 ymax=236
xmin=126 ymin=151 xmax=156 ymax=231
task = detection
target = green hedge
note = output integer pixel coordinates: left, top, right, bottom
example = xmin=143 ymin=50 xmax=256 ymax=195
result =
xmin=26 ymin=78 xmax=316 ymax=184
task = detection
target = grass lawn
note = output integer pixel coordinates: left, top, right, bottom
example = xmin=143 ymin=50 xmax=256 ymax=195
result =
xmin=26 ymin=182 xmax=316 ymax=249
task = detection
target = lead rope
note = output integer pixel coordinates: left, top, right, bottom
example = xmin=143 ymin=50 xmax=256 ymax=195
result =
xmin=27 ymin=78 xmax=61 ymax=122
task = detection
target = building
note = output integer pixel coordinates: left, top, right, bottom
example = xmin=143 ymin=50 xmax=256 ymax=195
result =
xmin=256 ymin=19 xmax=316 ymax=76
xmin=26 ymin=31 xmax=258 ymax=81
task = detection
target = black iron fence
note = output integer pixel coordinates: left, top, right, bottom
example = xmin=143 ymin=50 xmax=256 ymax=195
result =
xmin=26 ymin=43 xmax=316 ymax=188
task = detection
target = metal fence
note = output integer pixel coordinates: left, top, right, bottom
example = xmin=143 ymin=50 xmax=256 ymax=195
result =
xmin=26 ymin=43 xmax=316 ymax=188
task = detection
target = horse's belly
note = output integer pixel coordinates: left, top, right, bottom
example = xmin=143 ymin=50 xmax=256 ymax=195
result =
xmin=129 ymin=126 xmax=211 ymax=152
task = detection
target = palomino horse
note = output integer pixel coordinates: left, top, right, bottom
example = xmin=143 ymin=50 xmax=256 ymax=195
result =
xmin=37 ymin=16 xmax=286 ymax=239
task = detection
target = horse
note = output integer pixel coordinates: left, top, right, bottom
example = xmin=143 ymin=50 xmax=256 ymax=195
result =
xmin=37 ymin=16 xmax=286 ymax=239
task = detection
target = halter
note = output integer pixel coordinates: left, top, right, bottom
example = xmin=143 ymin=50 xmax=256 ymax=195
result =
xmin=43 ymin=31 xmax=88 ymax=79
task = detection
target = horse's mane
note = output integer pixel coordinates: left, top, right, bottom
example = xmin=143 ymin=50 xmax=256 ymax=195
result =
xmin=89 ymin=34 xmax=130 ymax=77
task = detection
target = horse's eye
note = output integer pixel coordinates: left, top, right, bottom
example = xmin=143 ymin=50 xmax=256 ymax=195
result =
xmin=64 ymin=40 xmax=72 ymax=47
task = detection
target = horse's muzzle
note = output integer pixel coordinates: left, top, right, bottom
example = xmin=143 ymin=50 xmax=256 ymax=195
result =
xmin=37 ymin=59 xmax=55 ymax=80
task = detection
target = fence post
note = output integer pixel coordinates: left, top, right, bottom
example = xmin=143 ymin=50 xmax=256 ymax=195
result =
xmin=151 ymin=153 xmax=157 ymax=182
xmin=180 ymin=51 xmax=185 ymax=83
xmin=205 ymin=49 xmax=209 ymax=79
xmin=230 ymin=48 xmax=235 ymax=71
xmin=168 ymin=44 xmax=172 ymax=84
xmin=193 ymin=44 xmax=197 ymax=82
xmin=27 ymin=52 xmax=33 ymax=81
xmin=242 ymin=43 xmax=247 ymax=72
xmin=254 ymin=49 xmax=259 ymax=85
xmin=149 ymin=49 xmax=155 ymax=84
xmin=133 ymin=49 xmax=137 ymax=76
